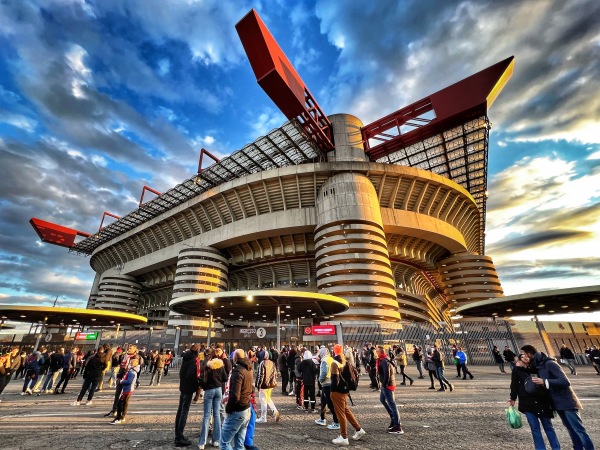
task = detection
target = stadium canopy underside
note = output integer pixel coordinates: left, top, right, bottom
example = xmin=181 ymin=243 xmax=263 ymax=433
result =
xmin=0 ymin=305 xmax=148 ymax=327
xmin=456 ymin=285 xmax=600 ymax=317
xmin=169 ymin=289 xmax=349 ymax=323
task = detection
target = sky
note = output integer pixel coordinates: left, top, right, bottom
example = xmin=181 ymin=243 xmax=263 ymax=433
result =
xmin=0 ymin=0 xmax=599 ymax=322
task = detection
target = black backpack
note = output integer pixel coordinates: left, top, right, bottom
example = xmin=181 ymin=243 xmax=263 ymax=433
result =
xmin=342 ymin=362 xmax=360 ymax=391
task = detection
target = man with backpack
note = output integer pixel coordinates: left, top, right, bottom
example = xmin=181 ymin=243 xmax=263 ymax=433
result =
xmin=330 ymin=344 xmax=366 ymax=446
xmin=376 ymin=346 xmax=404 ymax=434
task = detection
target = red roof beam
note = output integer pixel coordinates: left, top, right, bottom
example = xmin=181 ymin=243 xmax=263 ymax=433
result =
xmin=197 ymin=148 xmax=220 ymax=173
xmin=99 ymin=211 xmax=121 ymax=232
xmin=236 ymin=9 xmax=333 ymax=153
xmin=139 ymin=185 xmax=162 ymax=207
xmin=362 ymin=56 xmax=514 ymax=161
xmin=29 ymin=218 xmax=91 ymax=249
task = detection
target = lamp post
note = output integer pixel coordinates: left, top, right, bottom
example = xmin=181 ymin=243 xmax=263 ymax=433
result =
xmin=276 ymin=305 xmax=281 ymax=351
xmin=147 ymin=327 xmax=154 ymax=350
xmin=207 ymin=297 xmax=214 ymax=348
xmin=33 ymin=316 xmax=48 ymax=352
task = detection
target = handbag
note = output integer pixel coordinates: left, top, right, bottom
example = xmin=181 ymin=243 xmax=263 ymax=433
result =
xmin=505 ymin=406 xmax=522 ymax=429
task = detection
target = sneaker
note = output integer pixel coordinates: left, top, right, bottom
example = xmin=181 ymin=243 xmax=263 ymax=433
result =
xmin=71 ymin=401 xmax=81 ymax=406
xmin=20 ymin=392 xmax=26 ymax=396
xmin=409 ymin=379 xmax=414 ymax=386
xmin=255 ymin=417 xmax=267 ymax=423
xmin=327 ymin=423 xmax=341 ymax=430
xmin=156 ymin=383 xmax=161 ymax=386
xmin=110 ymin=419 xmax=121 ymax=425
xmin=212 ymin=443 xmax=219 ymax=448
xmin=388 ymin=425 xmax=404 ymax=435
xmin=332 ymin=436 xmax=349 ymax=446
xmin=274 ymin=410 xmax=280 ymax=423
xmin=198 ymin=446 xmax=205 ymax=450
xmin=104 ymin=411 xmax=116 ymax=418
xmin=449 ymin=384 xmax=454 ymax=392
xmin=85 ymin=401 xmax=93 ymax=406
xmin=296 ymin=405 xmax=304 ymax=410
xmin=26 ymin=388 xmax=32 ymax=395
xmin=175 ymin=437 xmax=192 ymax=447
xmin=387 ymin=422 xmax=394 ymax=431
xmin=470 ymin=375 xmax=474 ymax=379
xmin=400 ymin=382 xmax=406 ymax=385
xmin=288 ymin=391 xmax=295 ymax=396
xmin=315 ymin=418 xmax=326 ymax=426
xmin=310 ymin=409 xmax=317 ymax=413
xmin=428 ymin=386 xmax=435 ymax=390
xmin=437 ymin=388 xmax=445 ymax=392
xmin=352 ymin=429 xmax=366 ymax=441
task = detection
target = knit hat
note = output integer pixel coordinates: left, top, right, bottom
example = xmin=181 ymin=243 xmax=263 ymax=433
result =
xmin=333 ymin=344 xmax=343 ymax=356
xmin=303 ymin=350 xmax=312 ymax=360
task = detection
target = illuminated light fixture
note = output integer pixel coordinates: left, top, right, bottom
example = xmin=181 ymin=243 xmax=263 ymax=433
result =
xmin=285 ymin=305 xmax=291 ymax=309
xmin=528 ymin=310 xmax=534 ymax=313
xmin=548 ymin=310 xmax=555 ymax=313
xmin=506 ymin=308 xmax=512 ymax=312
xmin=72 ymin=319 xmax=77 ymax=322
xmin=20 ymin=315 xmax=26 ymax=318
xmin=254 ymin=312 xmax=259 ymax=315
xmin=230 ymin=313 xmax=234 ymax=315
xmin=307 ymin=310 xmax=311 ymax=312
xmin=561 ymin=305 xmax=568 ymax=309
xmin=221 ymin=305 xmax=224 ymax=308
xmin=583 ymin=306 xmax=590 ymax=309
xmin=110 ymin=321 xmax=115 ymax=324
xmin=208 ymin=298 xmax=215 ymax=304
xmin=246 ymin=296 xmax=253 ymax=301
xmin=591 ymin=299 xmax=599 ymax=303
xmin=538 ymin=304 xmax=545 ymax=308
xmin=91 ymin=318 xmax=96 ymax=321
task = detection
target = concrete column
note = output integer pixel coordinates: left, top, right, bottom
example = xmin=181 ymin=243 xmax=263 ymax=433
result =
xmin=95 ymin=273 xmax=142 ymax=314
xmin=315 ymin=116 xmax=399 ymax=322
xmin=169 ymin=247 xmax=228 ymax=332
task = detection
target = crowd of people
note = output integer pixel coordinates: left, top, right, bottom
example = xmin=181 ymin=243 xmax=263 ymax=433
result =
xmin=1 ymin=341 xmax=598 ymax=449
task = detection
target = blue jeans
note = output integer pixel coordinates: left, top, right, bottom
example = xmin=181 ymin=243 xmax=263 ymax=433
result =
xmin=175 ymin=392 xmax=194 ymax=441
xmin=557 ymin=410 xmax=595 ymax=450
xmin=200 ymin=388 xmax=223 ymax=446
xmin=220 ymin=408 xmax=250 ymax=450
xmin=415 ymin=360 xmax=423 ymax=377
xmin=524 ymin=411 xmax=560 ymax=450
xmin=379 ymin=387 xmax=400 ymax=427
xmin=436 ymin=367 xmax=451 ymax=389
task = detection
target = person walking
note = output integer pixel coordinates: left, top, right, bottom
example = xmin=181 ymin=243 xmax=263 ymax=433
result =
xmin=376 ymin=345 xmax=404 ymax=434
xmin=431 ymin=345 xmax=453 ymax=392
xmin=412 ymin=346 xmax=424 ymax=379
xmin=509 ymin=353 xmax=560 ymax=450
xmin=456 ymin=347 xmax=474 ymax=380
xmin=503 ymin=346 xmax=517 ymax=371
xmin=174 ymin=344 xmax=200 ymax=447
xmin=255 ymin=350 xmax=280 ymax=423
xmin=277 ymin=347 xmax=288 ymax=395
xmin=492 ymin=346 xmax=506 ymax=373
xmin=220 ymin=349 xmax=253 ymax=450
xmin=97 ymin=343 xmax=112 ymax=391
xmin=330 ymin=344 xmax=366 ymax=446
xmin=522 ymin=344 xmax=595 ymax=450
xmin=110 ymin=357 xmax=140 ymax=425
xmin=22 ymin=351 xmax=44 ymax=395
xmin=72 ymin=348 xmax=106 ymax=406
xmin=149 ymin=348 xmax=166 ymax=386
xmin=0 ymin=347 xmax=21 ymax=398
xmin=104 ymin=344 xmax=139 ymax=418
xmin=424 ymin=348 xmax=444 ymax=390
xmin=559 ymin=344 xmax=577 ymax=375
xmin=40 ymin=348 xmax=63 ymax=394
xmin=395 ymin=348 xmax=414 ymax=386
xmin=315 ymin=347 xmax=339 ymax=429
xmin=13 ymin=350 xmax=26 ymax=380
xmin=54 ymin=346 xmax=76 ymax=394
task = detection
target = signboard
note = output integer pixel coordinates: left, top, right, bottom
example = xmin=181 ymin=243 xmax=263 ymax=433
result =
xmin=75 ymin=331 xmax=99 ymax=341
xmin=311 ymin=325 xmax=336 ymax=336
xmin=304 ymin=327 xmax=312 ymax=335
xmin=232 ymin=327 xmax=276 ymax=340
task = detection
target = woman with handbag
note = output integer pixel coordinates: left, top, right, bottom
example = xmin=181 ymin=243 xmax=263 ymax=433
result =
xmin=509 ymin=353 xmax=559 ymax=450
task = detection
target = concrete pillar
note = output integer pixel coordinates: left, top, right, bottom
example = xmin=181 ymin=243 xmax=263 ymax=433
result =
xmin=169 ymin=247 xmax=228 ymax=331
xmin=315 ymin=115 xmax=399 ymax=322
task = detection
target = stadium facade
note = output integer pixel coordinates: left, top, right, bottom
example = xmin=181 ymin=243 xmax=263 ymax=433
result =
xmin=30 ymin=10 xmax=514 ymax=334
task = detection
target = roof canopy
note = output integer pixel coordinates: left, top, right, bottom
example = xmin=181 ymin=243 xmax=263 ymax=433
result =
xmin=0 ymin=305 xmax=148 ymax=327
xmin=456 ymin=285 xmax=600 ymax=317
xmin=170 ymin=289 xmax=349 ymax=323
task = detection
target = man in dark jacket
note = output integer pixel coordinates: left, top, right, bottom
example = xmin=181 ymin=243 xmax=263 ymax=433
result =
xmin=73 ymin=349 xmax=106 ymax=405
xmin=376 ymin=346 xmax=403 ymax=434
xmin=431 ymin=345 xmax=453 ymax=392
xmin=149 ymin=349 xmax=166 ymax=386
xmin=277 ymin=347 xmax=288 ymax=394
xmin=286 ymin=347 xmax=297 ymax=396
xmin=559 ymin=344 xmax=577 ymax=375
xmin=174 ymin=344 xmax=199 ymax=447
xmin=365 ymin=344 xmax=378 ymax=390
xmin=522 ymin=344 xmax=595 ymax=450
xmin=221 ymin=349 xmax=253 ymax=450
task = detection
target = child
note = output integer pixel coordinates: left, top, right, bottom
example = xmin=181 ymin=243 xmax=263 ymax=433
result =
xmin=110 ymin=358 xmax=140 ymax=424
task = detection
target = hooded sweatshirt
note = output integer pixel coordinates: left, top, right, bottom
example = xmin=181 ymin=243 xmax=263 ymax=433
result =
xmin=319 ymin=348 xmax=334 ymax=386
xmin=299 ymin=351 xmax=317 ymax=386
xmin=179 ymin=349 xmax=200 ymax=394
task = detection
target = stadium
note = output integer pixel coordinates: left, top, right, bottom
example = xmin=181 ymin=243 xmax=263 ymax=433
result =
xmin=30 ymin=10 xmax=513 ymax=337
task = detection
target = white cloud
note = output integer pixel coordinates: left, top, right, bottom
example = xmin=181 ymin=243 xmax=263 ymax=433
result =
xmin=0 ymin=112 xmax=37 ymax=132
xmin=65 ymin=44 xmax=92 ymax=98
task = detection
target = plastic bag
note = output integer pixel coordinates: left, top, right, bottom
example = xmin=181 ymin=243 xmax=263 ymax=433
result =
xmin=505 ymin=406 xmax=522 ymax=429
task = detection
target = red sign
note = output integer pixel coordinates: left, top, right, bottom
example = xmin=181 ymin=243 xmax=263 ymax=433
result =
xmin=312 ymin=325 xmax=336 ymax=336
xmin=304 ymin=327 xmax=312 ymax=335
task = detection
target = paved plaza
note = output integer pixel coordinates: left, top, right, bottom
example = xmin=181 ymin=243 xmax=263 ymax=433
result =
xmin=0 ymin=365 xmax=599 ymax=449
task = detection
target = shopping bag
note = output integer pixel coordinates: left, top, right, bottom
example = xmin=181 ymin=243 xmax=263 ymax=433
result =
xmin=505 ymin=406 xmax=522 ymax=429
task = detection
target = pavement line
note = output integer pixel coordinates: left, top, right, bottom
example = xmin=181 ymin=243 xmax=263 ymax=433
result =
xmin=0 ymin=410 xmax=178 ymax=419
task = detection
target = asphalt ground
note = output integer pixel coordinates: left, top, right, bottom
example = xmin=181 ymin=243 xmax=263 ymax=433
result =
xmin=0 ymin=365 xmax=599 ymax=449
